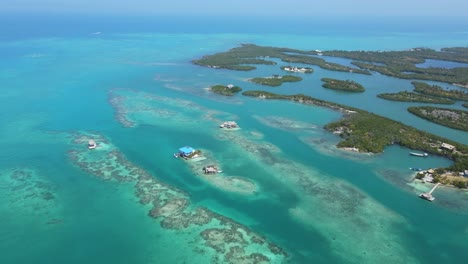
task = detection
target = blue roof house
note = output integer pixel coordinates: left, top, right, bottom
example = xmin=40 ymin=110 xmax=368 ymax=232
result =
xmin=179 ymin=146 xmax=195 ymax=156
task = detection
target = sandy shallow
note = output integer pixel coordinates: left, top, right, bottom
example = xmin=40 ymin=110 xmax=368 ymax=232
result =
xmin=185 ymin=152 xmax=258 ymax=195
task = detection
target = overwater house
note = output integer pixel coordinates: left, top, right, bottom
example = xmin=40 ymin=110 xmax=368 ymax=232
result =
xmin=219 ymin=121 xmax=239 ymax=129
xmin=174 ymin=146 xmax=198 ymax=159
xmin=203 ymin=165 xmax=221 ymax=174
xmin=283 ymin=66 xmax=309 ymax=73
xmin=88 ymin=140 xmax=97 ymax=149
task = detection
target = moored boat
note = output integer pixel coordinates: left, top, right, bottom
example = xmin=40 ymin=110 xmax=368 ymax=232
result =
xmin=410 ymin=152 xmax=428 ymax=157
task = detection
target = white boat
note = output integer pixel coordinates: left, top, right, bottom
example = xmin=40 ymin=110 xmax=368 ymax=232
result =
xmin=410 ymin=152 xmax=428 ymax=157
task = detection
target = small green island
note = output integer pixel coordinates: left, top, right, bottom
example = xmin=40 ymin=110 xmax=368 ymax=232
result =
xmin=210 ymin=84 xmax=242 ymax=96
xmin=412 ymin=81 xmax=468 ymax=101
xmin=242 ymin=90 xmax=468 ymax=188
xmin=249 ymin=75 xmax=302 ymax=87
xmin=321 ymin=78 xmax=365 ymax=92
xmin=281 ymin=65 xmax=313 ymax=73
xmin=408 ymin=106 xmax=468 ymax=131
xmin=377 ymin=91 xmax=455 ymax=104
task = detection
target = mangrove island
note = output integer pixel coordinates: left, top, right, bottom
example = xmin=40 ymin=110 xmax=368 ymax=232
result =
xmin=377 ymin=91 xmax=455 ymax=104
xmin=408 ymin=106 xmax=468 ymax=131
xmin=321 ymin=78 xmax=365 ymax=92
xmin=210 ymin=84 xmax=242 ymax=96
xmin=249 ymin=75 xmax=302 ymax=87
xmin=411 ymin=81 xmax=468 ymax=101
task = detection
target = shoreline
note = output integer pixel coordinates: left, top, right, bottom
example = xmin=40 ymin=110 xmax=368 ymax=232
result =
xmin=242 ymin=90 xmax=468 ymax=189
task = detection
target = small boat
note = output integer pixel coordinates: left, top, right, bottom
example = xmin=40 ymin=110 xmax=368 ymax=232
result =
xmin=410 ymin=167 xmax=422 ymax=171
xmin=410 ymin=152 xmax=428 ymax=157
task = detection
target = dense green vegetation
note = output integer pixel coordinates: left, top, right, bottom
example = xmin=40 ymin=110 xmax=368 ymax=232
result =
xmin=194 ymin=44 xmax=468 ymax=85
xmin=451 ymin=179 xmax=468 ymax=188
xmin=280 ymin=65 xmax=313 ymax=73
xmin=210 ymin=84 xmax=242 ymax=96
xmin=242 ymin=90 xmax=468 ymax=175
xmin=463 ymin=103 xmax=468 ymax=108
xmin=195 ymin=45 xmax=468 ymax=187
xmin=377 ymin=91 xmax=455 ymax=104
xmin=249 ymin=75 xmax=302 ymax=87
xmin=323 ymin=47 xmax=468 ymax=86
xmin=412 ymin=81 xmax=468 ymax=101
xmin=321 ymin=78 xmax=365 ymax=92
xmin=408 ymin=106 xmax=468 ymax=131
xmin=193 ymin=44 xmax=370 ymax=74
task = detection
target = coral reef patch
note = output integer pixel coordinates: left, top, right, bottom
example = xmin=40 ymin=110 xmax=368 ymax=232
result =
xmin=67 ymin=132 xmax=287 ymax=263
xmin=0 ymin=167 xmax=62 ymax=225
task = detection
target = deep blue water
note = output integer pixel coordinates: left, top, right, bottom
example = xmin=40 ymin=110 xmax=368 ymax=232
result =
xmin=2 ymin=13 xmax=468 ymax=42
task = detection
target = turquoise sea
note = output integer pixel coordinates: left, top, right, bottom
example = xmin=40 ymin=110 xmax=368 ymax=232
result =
xmin=1 ymin=14 xmax=467 ymax=263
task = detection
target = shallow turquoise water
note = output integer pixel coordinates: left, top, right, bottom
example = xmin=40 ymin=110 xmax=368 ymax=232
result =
xmin=0 ymin=15 xmax=467 ymax=264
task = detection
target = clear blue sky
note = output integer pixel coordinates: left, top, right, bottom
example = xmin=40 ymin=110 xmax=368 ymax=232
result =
xmin=1 ymin=0 xmax=466 ymax=17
